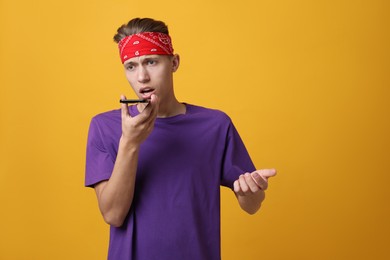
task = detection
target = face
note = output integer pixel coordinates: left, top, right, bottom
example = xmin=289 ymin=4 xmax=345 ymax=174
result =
xmin=123 ymin=54 xmax=179 ymax=101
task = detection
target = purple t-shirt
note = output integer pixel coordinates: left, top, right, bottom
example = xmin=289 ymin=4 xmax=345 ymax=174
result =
xmin=85 ymin=104 xmax=255 ymax=260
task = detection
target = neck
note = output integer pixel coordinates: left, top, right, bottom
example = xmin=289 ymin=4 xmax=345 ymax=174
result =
xmin=157 ymin=96 xmax=186 ymax=117
xmin=137 ymin=95 xmax=186 ymax=118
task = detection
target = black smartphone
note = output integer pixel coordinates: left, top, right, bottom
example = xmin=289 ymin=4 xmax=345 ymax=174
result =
xmin=119 ymin=99 xmax=149 ymax=104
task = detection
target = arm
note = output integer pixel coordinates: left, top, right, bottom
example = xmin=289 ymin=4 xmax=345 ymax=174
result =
xmin=233 ymin=169 xmax=276 ymax=215
xmin=94 ymin=94 xmax=159 ymax=227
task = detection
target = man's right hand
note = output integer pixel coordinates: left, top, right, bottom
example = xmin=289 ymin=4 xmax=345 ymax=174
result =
xmin=120 ymin=94 xmax=159 ymax=146
xmin=94 ymin=94 xmax=159 ymax=227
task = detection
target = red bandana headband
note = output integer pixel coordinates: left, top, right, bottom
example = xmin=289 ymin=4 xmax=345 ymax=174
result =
xmin=118 ymin=32 xmax=174 ymax=63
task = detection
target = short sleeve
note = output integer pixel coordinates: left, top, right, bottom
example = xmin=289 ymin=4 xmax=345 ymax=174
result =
xmin=85 ymin=117 xmax=115 ymax=187
xmin=220 ymin=120 xmax=256 ymax=189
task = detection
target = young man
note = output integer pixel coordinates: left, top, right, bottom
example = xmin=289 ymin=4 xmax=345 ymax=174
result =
xmin=85 ymin=17 xmax=276 ymax=260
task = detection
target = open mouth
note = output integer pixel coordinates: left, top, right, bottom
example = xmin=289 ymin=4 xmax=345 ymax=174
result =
xmin=139 ymin=87 xmax=155 ymax=99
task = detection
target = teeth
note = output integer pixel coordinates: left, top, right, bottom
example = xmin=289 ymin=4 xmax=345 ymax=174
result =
xmin=141 ymin=88 xmax=153 ymax=93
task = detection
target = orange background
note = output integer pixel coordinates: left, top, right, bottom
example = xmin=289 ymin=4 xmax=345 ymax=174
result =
xmin=1 ymin=0 xmax=389 ymax=259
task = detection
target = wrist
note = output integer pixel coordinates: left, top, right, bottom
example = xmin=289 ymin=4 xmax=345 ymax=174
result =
xmin=119 ymin=135 xmax=140 ymax=151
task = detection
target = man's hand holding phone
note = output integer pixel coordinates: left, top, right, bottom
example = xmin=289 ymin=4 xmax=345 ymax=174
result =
xmin=120 ymin=94 xmax=159 ymax=146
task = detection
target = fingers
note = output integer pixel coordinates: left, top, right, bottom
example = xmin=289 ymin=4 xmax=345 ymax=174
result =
xmin=243 ymin=173 xmax=260 ymax=193
xmin=234 ymin=169 xmax=276 ymax=196
xmin=120 ymin=94 xmax=130 ymax=118
xmin=251 ymin=169 xmax=277 ymax=191
xmin=233 ymin=180 xmax=244 ymax=196
xmin=137 ymin=94 xmax=159 ymax=124
xmin=234 ymin=173 xmax=261 ymax=196
xmin=251 ymin=172 xmax=268 ymax=190
xmin=147 ymin=94 xmax=159 ymax=119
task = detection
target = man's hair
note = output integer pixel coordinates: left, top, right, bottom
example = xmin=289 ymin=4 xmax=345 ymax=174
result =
xmin=113 ymin=18 xmax=170 ymax=43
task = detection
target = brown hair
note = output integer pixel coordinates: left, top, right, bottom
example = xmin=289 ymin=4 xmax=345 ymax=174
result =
xmin=113 ymin=18 xmax=170 ymax=43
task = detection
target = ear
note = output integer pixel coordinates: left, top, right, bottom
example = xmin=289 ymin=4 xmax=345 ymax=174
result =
xmin=172 ymin=54 xmax=180 ymax=72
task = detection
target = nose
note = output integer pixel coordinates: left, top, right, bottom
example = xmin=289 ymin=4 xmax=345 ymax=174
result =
xmin=137 ymin=65 xmax=150 ymax=83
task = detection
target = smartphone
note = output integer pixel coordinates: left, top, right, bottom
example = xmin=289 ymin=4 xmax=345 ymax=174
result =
xmin=119 ymin=99 xmax=149 ymax=104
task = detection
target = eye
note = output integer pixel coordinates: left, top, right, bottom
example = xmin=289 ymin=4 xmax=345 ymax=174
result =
xmin=147 ymin=60 xmax=157 ymax=65
xmin=125 ymin=64 xmax=134 ymax=71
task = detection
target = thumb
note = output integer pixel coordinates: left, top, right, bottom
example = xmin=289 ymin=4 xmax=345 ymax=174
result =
xmin=257 ymin=169 xmax=277 ymax=179
xmin=146 ymin=94 xmax=159 ymax=117
xmin=120 ymin=94 xmax=130 ymax=118
xmin=150 ymin=94 xmax=159 ymax=109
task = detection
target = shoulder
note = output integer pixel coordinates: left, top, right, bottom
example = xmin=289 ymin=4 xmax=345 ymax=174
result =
xmin=90 ymin=109 xmax=121 ymax=125
xmin=88 ymin=109 xmax=122 ymax=137
xmin=186 ymin=104 xmax=232 ymax=124
xmin=87 ymin=109 xmax=122 ymax=146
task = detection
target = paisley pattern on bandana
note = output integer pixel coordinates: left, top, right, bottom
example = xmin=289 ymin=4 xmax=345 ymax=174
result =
xmin=118 ymin=32 xmax=174 ymax=63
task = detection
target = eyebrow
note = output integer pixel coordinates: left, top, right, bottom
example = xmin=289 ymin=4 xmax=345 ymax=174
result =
xmin=124 ymin=61 xmax=136 ymax=67
xmin=124 ymin=55 xmax=160 ymax=65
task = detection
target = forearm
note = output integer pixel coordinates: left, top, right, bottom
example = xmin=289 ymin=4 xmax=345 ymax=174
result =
xmin=96 ymin=137 xmax=139 ymax=227
xmin=237 ymin=190 xmax=265 ymax=215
